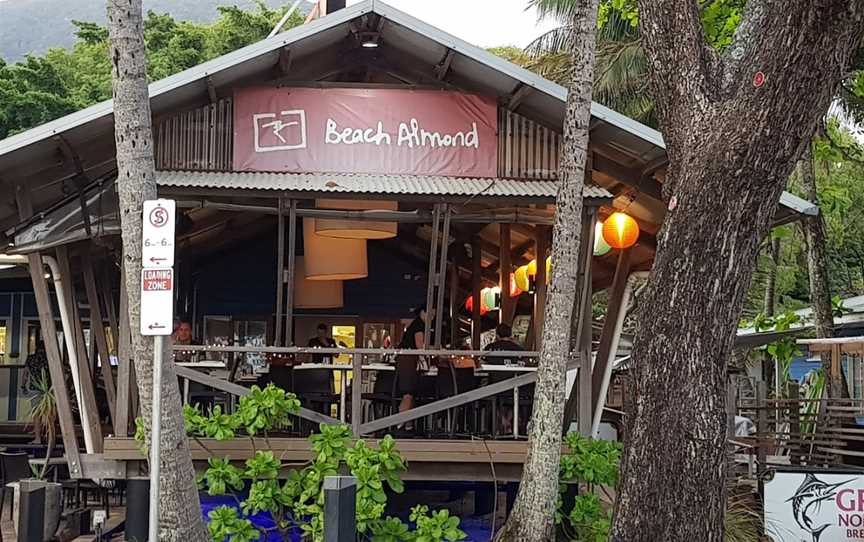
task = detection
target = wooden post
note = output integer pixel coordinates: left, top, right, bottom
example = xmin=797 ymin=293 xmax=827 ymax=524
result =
xmin=82 ymin=250 xmax=118 ymax=430
xmin=115 ymin=267 xmax=133 ymax=435
xmin=471 ymin=238 xmax=482 ymax=349
xmin=434 ymin=205 xmax=450 ymax=348
xmin=576 ymin=212 xmax=596 ymax=437
xmin=534 ymin=226 xmax=549 ymax=350
xmin=275 ymin=198 xmax=285 ymax=346
xmin=590 ymin=249 xmax=631 ymax=414
xmin=499 ymin=224 xmax=513 ymax=324
xmin=285 ymin=200 xmax=297 ymax=346
xmin=449 ymin=262 xmax=459 ymax=348
xmin=424 ymin=206 xmax=441 ymax=349
xmin=16 ymin=185 xmax=83 ymax=476
xmin=56 ymin=246 xmax=104 ymax=452
xmin=351 ymin=353 xmax=362 ymax=436
xmin=789 ymin=383 xmax=801 ymax=465
xmin=756 ymin=381 xmax=767 ymax=470
xmin=831 ymin=344 xmax=842 ymax=399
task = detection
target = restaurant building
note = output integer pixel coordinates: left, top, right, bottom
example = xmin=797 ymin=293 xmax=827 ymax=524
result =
xmin=0 ymin=0 xmax=816 ymax=478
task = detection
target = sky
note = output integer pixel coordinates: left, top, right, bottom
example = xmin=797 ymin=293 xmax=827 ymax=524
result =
xmin=346 ymin=0 xmax=559 ymax=49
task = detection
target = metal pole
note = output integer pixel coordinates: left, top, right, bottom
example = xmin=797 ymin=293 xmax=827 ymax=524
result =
xmin=148 ymin=336 xmax=164 ymax=542
xmin=423 ymin=205 xmax=441 ymax=349
xmin=323 ymin=476 xmax=357 ymax=542
xmin=434 ymin=205 xmax=450 ymax=348
xmin=275 ymin=198 xmax=285 ymax=347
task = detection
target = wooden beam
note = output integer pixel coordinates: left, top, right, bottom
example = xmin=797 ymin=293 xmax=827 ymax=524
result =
xmin=16 ymin=184 xmax=84 ymax=478
xmin=56 ymin=246 xmax=104 ymax=453
xmin=278 ymin=48 xmax=293 ymax=75
xmin=471 ymin=238 xmax=482 ymax=349
xmin=275 ymin=199 xmax=285 ymax=347
xmin=591 ymin=150 xmax=663 ymax=200
xmin=499 ymin=224 xmax=513 ymax=324
xmin=433 ymin=206 xmax=451 ymax=348
xmin=82 ymin=250 xmax=118 ymax=430
xmin=534 ymin=226 xmax=549 ymax=349
xmin=449 ymin=261 xmax=460 ymax=347
xmin=285 ymin=200 xmax=297 ymax=346
xmin=590 ymin=249 xmax=632 ymax=418
xmin=424 ymin=206 xmax=441 ymax=349
xmin=507 ymin=84 xmax=532 ymax=111
xmin=434 ymin=49 xmax=454 ymax=80
xmin=206 ymin=77 xmax=217 ymax=104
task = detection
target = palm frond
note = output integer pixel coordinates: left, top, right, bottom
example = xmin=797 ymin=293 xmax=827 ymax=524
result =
xmin=527 ymin=0 xmax=580 ymax=22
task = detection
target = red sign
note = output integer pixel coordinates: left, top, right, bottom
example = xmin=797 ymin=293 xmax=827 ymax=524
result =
xmin=233 ymin=87 xmax=498 ymax=177
xmin=142 ymin=269 xmax=173 ymax=291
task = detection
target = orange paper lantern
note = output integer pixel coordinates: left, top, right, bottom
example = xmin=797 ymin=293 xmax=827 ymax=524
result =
xmin=509 ymin=273 xmax=522 ymax=297
xmin=465 ymin=295 xmax=490 ymax=315
xmin=602 ymin=212 xmax=640 ymax=249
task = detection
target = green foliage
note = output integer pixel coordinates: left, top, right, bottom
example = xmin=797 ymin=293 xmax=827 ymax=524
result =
xmin=408 ymin=505 xmax=467 ymax=542
xmin=556 ymin=434 xmax=621 ymax=542
xmin=207 ymin=506 xmax=259 ymax=542
xmin=235 ymin=384 xmax=301 ymax=435
xmin=833 ymin=294 xmax=852 ymax=318
xmin=0 ymin=2 xmax=303 ymax=139
xmin=244 ymin=450 xmax=280 ymax=480
xmin=203 ymin=457 xmax=244 ymax=497
xmin=370 ymin=516 xmax=413 ymax=542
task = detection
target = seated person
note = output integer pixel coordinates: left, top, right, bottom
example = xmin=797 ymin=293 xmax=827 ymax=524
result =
xmin=483 ymin=324 xmax=524 ymax=365
xmin=483 ymin=324 xmax=525 ymax=434
xmin=308 ymin=323 xmax=336 ymax=364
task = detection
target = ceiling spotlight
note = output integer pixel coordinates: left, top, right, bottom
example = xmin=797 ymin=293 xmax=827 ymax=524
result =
xmin=0 ymin=265 xmax=14 ymax=271
xmin=360 ymin=32 xmax=380 ymax=48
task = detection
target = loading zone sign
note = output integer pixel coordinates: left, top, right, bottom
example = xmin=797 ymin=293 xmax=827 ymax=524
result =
xmin=140 ymin=268 xmax=173 ymax=336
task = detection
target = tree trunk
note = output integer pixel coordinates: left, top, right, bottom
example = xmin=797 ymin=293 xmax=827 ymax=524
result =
xmin=494 ymin=1 xmax=598 ymax=540
xmin=800 ymin=145 xmax=834 ymax=339
xmin=763 ymin=237 xmax=780 ymax=316
xmin=611 ymin=2 xmax=864 ymax=540
xmin=106 ymin=2 xmax=208 ymax=541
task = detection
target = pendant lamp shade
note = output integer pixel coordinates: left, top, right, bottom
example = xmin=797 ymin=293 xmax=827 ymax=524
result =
xmin=303 ymin=218 xmax=368 ymax=280
xmin=294 ymin=257 xmax=344 ymax=309
xmin=314 ymin=199 xmax=398 ymax=239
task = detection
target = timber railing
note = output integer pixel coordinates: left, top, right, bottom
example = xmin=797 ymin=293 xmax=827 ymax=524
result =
xmin=173 ymin=345 xmax=543 ymax=437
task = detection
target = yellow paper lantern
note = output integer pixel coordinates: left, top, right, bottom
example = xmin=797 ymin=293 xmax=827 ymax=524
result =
xmin=294 ymin=257 xmax=344 ymax=309
xmin=594 ymin=221 xmax=612 ymax=256
xmin=514 ymin=265 xmax=530 ymax=292
xmin=303 ymin=218 xmax=368 ymax=280
xmin=526 ymin=259 xmax=537 ymax=277
xmin=602 ymin=212 xmax=640 ymax=249
xmin=314 ymin=199 xmax=398 ymax=239
xmin=546 ymin=256 xmax=552 ymax=284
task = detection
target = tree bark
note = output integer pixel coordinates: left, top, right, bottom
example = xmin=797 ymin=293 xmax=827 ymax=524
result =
xmin=106 ymin=2 xmax=208 ymax=541
xmin=611 ymin=1 xmax=864 ymax=541
xmin=763 ymin=237 xmax=780 ymax=316
xmin=800 ymin=145 xmax=834 ymax=339
xmin=494 ymin=1 xmax=598 ymax=540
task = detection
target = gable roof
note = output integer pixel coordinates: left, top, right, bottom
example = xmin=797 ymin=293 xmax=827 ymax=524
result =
xmin=0 ymin=0 xmax=814 ymax=232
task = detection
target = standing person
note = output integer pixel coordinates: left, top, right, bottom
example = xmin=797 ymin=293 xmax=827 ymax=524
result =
xmin=484 ymin=323 xmax=526 ymax=435
xmin=308 ymin=323 xmax=337 ymax=364
xmin=396 ymin=305 xmax=429 ymax=417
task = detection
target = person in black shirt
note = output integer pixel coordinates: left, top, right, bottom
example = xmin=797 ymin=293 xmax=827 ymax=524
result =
xmin=396 ymin=305 xmax=429 ymax=415
xmin=308 ymin=323 xmax=337 ymax=364
xmin=483 ymin=323 xmax=524 ymax=434
xmin=483 ymin=324 xmax=524 ymax=365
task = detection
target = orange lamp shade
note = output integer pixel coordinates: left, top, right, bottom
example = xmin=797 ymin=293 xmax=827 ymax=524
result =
xmin=302 ymin=218 xmax=368 ymax=280
xmin=294 ymin=257 xmax=344 ymax=309
xmin=602 ymin=212 xmax=640 ymax=249
xmin=314 ymin=199 xmax=398 ymax=239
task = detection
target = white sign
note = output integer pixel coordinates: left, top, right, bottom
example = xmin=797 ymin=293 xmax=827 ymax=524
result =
xmin=142 ymin=199 xmax=175 ymax=268
xmin=140 ymin=268 xmax=174 ymax=336
xmin=765 ymin=470 xmax=864 ymax=541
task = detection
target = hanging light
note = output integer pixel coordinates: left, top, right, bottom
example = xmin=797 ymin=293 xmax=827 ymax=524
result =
xmin=303 ymin=218 xmax=368 ymax=280
xmin=602 ymin=212 xmax=640 ymax=249
xmin=465 ymin=295 xmax=490 ymax=315
xmin=545 ymin=256 xmax=552 ymax=284
xmin=482 ymin=286 xmax=501 ymax=311
xmin=294 ymin=257 xmax=344 ymax=309
xmin=594 ymin=221 xmax=612 ymax=256
xmin=314 ymin=199 xmax=398 ymax=240
xmin=509 ymin=273 xmax=522 ymax=297
xmin=514 ymin=264 xmax=531 ymax=293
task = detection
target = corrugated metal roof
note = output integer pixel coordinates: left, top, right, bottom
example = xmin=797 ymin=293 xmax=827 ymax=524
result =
xmin=157 ymin=170 xmax=613 ymax=200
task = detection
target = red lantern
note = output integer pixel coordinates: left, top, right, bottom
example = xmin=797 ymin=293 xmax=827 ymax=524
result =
xmin=465 ymin=295 xmax=489 ymax=315
xmin=509 ymin=273 xmax=522 ymax=297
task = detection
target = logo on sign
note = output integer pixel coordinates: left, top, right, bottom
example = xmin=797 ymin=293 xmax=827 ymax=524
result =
xmin=253 ymin=110 xmax=307 ymax=152
xmin=149 ymin=205 xmax=170 ymax=228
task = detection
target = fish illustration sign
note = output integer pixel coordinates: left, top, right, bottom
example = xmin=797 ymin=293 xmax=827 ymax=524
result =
xmin=765 ymin=471 xmax=864 ymax=541
xmin=233 ymin=87 xmax=497 ymax=177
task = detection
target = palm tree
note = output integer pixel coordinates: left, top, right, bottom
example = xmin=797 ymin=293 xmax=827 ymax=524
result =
xmin=525 ymin=4 xmax=656 ymax=127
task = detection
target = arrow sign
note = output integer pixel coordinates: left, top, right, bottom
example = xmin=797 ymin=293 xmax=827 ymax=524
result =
xmin=140 ymin=268 xmax=173 ymax=336
xmin=142 ymin=199 xmax=176 ymax=269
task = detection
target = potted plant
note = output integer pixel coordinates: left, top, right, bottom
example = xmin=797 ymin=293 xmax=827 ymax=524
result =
xmin=13 ymin=370 xmax=63 ymax=541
